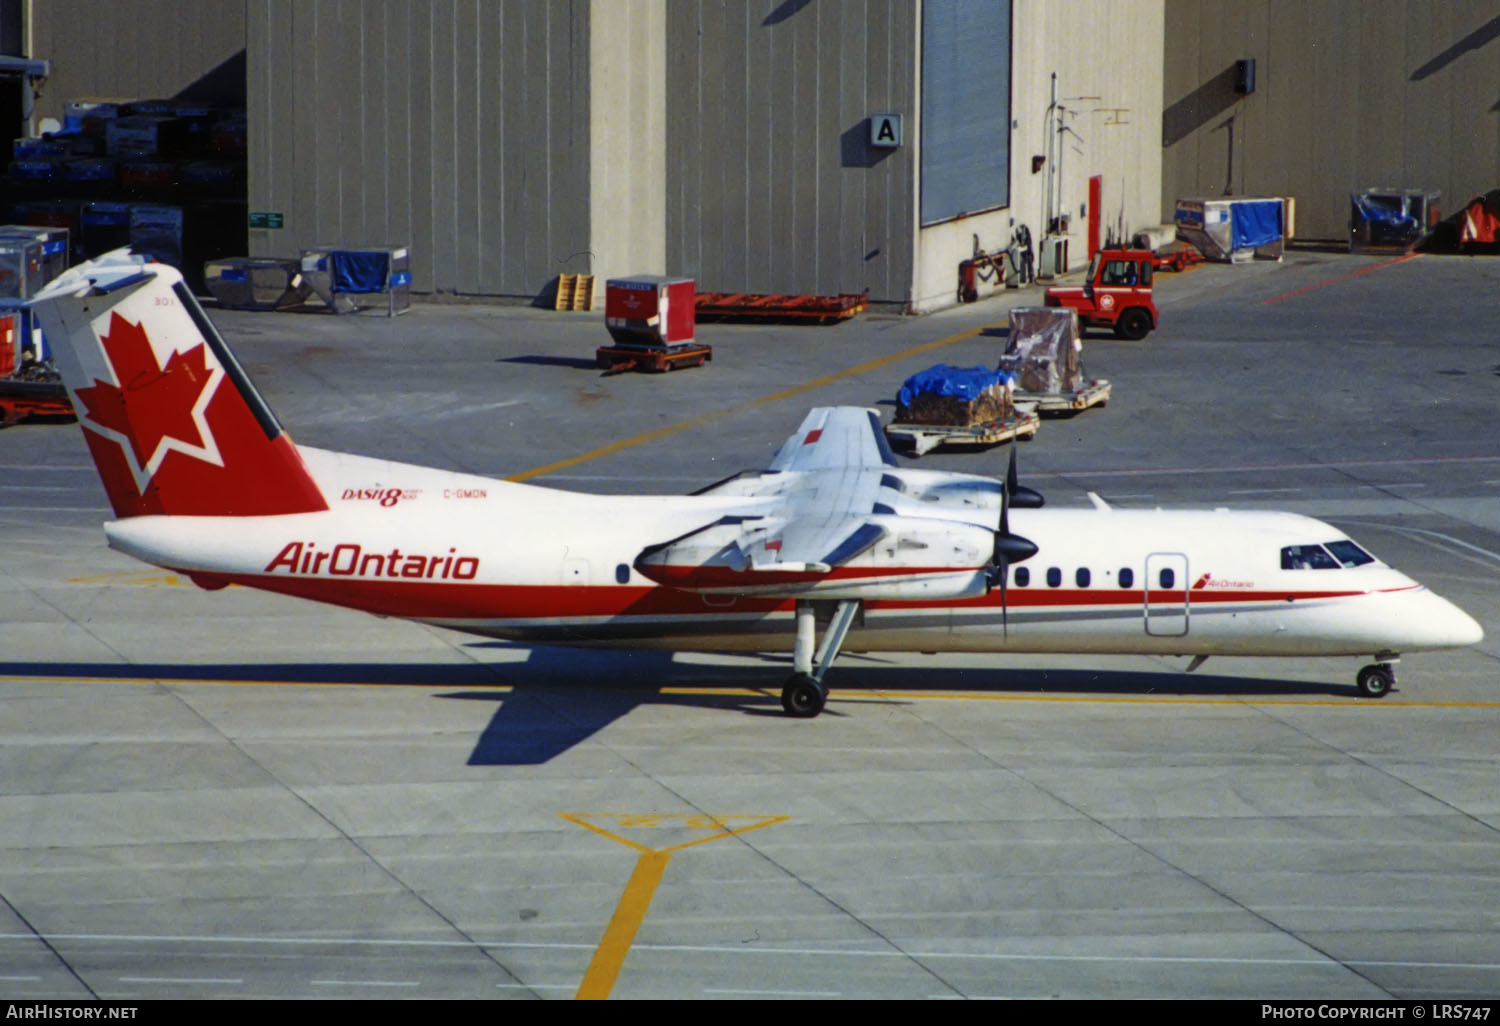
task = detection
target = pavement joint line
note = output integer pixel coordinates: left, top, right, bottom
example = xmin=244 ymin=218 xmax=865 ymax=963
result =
xmin=9 ymin=932 xmax=1500 ymax=971
xmin=505 ymin=323 xmax=988 ymax=481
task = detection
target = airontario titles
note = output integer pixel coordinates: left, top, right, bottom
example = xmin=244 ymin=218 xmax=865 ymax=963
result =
xmin=264 ymin=541 xmax=479 ymax=580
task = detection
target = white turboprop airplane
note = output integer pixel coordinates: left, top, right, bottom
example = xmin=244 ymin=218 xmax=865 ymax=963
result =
xmin=31 ymin=253 xmax=1483 ymax=716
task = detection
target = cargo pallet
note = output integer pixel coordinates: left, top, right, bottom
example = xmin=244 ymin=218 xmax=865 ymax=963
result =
xmin=595 ymin=343 xmax=712 ymax=374
xmin=694 ymin=290 xmax=868 ymax=323
xmin=1152 ymin=246 xmax=1204 ymax=272
xmin=884 ymin=409 xmax=1040 ymax=456
xmin=0 ymin=380 xmax=72 ymax=426
xmin=1013 ymin=379 xmax=1111 ymax=416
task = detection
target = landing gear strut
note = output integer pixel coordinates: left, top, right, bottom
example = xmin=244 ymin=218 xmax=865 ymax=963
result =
xmin=1356 ymin=658 xmax=1397 ymax=699
xmin=780 ymin=599 xmax=860 ymax=717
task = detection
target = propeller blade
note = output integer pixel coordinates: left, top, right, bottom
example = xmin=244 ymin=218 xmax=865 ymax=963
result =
xmin=991 ymin=447 xmax=1040 ymax=639
xmin=999 ymin=556 xmax=1009 ymax=638
xmin=990 ymin=449 xmax=1037 ymax=583
xmin=1006 ymin=446 xmax=1045 ymax=508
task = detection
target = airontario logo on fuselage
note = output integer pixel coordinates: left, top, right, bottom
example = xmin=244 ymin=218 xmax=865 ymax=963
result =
xmin=265 ymin=541 xmax=479 ymax=580
xmin=1194 ymin=573 xmax=1254 ymax=590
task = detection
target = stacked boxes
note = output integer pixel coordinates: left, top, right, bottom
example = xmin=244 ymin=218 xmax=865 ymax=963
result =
xmin=895 ymin=365 xmax=1016 ymax=426
xmin=7 ymin=96 xmax=248 ymax=291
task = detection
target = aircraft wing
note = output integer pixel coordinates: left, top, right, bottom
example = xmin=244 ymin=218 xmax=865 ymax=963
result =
xmin=767 ymin=407 xmax=898 ymax=472
xmin=636 ymin=407 xmax=994 ymax=599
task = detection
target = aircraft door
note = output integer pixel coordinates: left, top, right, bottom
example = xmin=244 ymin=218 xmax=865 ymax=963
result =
xmin=1144 ymin=553 xmax=1189 ymax=636
xmin=561 ymin=553 xmax=589 ymax=585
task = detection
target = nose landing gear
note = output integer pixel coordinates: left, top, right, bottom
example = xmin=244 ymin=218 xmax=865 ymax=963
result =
xmin=1356 ymin=657 xmax=1398 ymax=698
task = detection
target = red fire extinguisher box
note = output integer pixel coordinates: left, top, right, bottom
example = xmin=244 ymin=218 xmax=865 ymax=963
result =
xmin=604 ymin=275 xmax=695 ymax=347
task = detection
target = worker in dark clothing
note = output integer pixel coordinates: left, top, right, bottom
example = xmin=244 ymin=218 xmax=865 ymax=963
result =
xmin=1012 ymin=225 xmax=1034 ymax=285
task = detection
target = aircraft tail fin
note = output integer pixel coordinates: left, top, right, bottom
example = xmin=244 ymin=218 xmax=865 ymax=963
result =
xmin=30 ymin=251 xmax=328 ymax=518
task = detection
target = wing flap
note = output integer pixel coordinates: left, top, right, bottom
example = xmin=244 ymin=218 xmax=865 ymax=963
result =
xmin=768 ymin=407 xmax=896 ymax=472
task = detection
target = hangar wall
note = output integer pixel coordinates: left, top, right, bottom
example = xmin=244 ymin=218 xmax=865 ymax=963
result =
xmin=1162 ymin=0 xmax=1500 ymax=242
xmin=663 ymin=0 xmax=917 ymax=303
xmin=28 ymin=0 xmax=247 ymax=121
xmin=23 ymin=0 xmax=1164 ymax=308
xmin=912 ymin=0 xmax=1165 ymax=311
xmin=590 ymin=2 xmax=667 ymax=289
xmin=246 ymin=0 xmax=592 ymax=297
xmin=665 ymin=0 xmax=1165 ymax=311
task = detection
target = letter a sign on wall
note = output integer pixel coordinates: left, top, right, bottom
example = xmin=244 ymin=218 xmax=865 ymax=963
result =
xmin=870 ymin=113 xmax=902 ymax=148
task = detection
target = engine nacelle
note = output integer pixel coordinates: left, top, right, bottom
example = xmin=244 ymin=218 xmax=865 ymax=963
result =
xmin=635 ymin=514 xmax=994 ymax=600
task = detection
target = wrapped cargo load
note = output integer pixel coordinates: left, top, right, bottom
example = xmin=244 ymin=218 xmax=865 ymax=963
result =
xmin=896 ymin=364 xmax=1015 ymax=426
xmin=1000 ymin=307 xmax=1082 ymax=394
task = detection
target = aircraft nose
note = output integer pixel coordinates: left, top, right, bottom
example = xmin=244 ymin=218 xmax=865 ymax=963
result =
xmin=1447 ymin=602 xmax=1485 ymax=648
xmin=1400 ymin=589 xmax=1484 ymax=650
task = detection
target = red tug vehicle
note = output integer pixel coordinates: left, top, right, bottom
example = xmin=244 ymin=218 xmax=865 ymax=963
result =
xmin=1043 ymin=247 xmax=1158 ymax=340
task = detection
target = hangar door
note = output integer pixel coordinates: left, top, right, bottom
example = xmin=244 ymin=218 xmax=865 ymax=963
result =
xmin=920 ymin=0 xmax=1013 ymax=225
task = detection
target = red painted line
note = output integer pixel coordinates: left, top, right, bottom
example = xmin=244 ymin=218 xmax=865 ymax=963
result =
xmin=194 ymin=570 xmax=1404 ymax=623
xmin=1261 ymin=252 xmax=1422 ymax=305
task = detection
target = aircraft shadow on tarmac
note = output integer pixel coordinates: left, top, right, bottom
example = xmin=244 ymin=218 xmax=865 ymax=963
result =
xmin=0 ymin=652 xmax=1366 ymax=767
xmin=449 ymin=644 xmax=1365 ymax=765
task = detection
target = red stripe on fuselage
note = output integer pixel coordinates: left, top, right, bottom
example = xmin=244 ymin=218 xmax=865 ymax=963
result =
xmin=190 ymin=573 xmax=1414 ymax=624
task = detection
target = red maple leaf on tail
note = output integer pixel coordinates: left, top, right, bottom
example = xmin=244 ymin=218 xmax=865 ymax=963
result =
xmin=74 ymin=312 xmax=217 ymax=473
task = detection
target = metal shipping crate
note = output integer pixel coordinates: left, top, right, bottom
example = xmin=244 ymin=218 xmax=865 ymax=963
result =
xmin=0 ymin=237 xmax=44 ymax=299
xmin=0 ymin=225 xmax=69 ymax=286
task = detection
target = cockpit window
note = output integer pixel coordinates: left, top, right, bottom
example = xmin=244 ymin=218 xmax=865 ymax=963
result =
xmin=1281 ymin=544 xmax=1340 ymax=570
xmin=1325 ymin=540 xmax=1376 ymax=567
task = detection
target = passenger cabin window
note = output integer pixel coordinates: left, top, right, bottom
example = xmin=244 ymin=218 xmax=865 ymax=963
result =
xmin=1158 ymin=567 xmax=1175 ymax=589
xmin=1014 ymin=566 xmax=1030 ymax=587
xmin=1046 ymin=567 xmax=1062 ymax=588
xmin=1076 ymin=568 xmax=1091 ymax=588
xmin=1119 ymin=567 xmax=1134 ymax=588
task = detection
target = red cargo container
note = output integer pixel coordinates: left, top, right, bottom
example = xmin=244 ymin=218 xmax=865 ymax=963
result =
xmin=604 ymin=275 xmax=695 ymax=347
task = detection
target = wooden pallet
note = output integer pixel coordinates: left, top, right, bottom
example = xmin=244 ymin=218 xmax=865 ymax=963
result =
xmin=1013 ymin=379 xmax=1111 ymax=416
xmin=555 ymin=273 xmax=595 ymax=311
xmin=883 ymin=409 xmax=1040 ymax=456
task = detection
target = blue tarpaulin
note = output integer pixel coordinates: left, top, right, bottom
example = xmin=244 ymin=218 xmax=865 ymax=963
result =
xmin=1229 ymin=200 xmax=1283 ymax=250
xmin=1350 ymin=193 xmax=1419 ymax=246
xmin=899 ymin=364 xmax=1013 ymax=407
xmin=330 ymin=250 xmax=391 ymax=293
xmin=1351 ymin=193 xmax=1415 ymax=229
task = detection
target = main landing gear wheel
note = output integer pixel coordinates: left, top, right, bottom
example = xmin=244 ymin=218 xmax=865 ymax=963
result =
xmin=781 ymin=673 xmax=827 ymax=718
xmin=1356 ymin=662 xmax=1395 ymax=698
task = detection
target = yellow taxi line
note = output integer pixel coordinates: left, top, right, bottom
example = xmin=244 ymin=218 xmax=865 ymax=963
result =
xmin=4 ymin=675 xmax=1498 ymax=709
xmin=505 ymin=323 xmax=988 ymax=482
